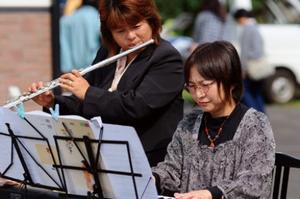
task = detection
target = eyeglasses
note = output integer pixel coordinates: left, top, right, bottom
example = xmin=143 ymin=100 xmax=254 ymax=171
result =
xmin=185 ymin=80 xmax=215 ymax=94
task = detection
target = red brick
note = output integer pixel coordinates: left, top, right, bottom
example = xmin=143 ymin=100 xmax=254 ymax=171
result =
xmin=0 ymin=12 xmax=52 ymax=111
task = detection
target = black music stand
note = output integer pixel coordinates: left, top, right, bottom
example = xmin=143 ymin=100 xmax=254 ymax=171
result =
xmin=0 ymin=118 xmax=66 ymax=191
xmin=52 ymin=122 xmax=144 ymax=199
xmin=0 ymin=116 xmax=153 ymax=199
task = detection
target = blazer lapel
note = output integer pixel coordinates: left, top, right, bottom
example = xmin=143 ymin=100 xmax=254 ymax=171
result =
xmin=117 ymin=44 xmax=156 ymax=91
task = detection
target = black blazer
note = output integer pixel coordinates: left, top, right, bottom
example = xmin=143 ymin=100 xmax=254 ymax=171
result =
xmin=54 ymin=39 xmax=184 ymax=166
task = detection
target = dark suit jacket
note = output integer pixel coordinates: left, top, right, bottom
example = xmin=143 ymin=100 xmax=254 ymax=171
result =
xmin=54 ymin=39 xmax=184 ymax=166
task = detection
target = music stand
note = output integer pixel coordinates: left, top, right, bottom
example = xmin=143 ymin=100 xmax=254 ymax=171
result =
xmin=0 ymin=109 xmax=157 ymax=199
xmin=0 ymin=119 xmax=66 ymax=192
xmin=53 ymin=122 xmax=144 ymax=198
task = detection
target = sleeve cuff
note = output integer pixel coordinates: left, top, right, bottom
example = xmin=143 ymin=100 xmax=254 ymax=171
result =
xmin=207 ymin=186 xmax=223 ymax=199
xmin=152 ymin=172 xmax=161 ymax=194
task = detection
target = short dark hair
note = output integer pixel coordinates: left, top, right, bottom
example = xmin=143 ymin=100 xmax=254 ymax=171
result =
xmin=200 ymin=0 xmax=227 ymax=22
xmin=184 ymin=41 xmax=243 ymax=103
xmin=99 ymin=0 xmax=161 ymax=51
xmin=233 ymin=8 xmax=252 ymax=20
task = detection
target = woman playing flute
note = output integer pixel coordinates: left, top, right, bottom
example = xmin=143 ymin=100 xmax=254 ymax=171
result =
xmin=29 ymin=0 xmax=184 ymax=166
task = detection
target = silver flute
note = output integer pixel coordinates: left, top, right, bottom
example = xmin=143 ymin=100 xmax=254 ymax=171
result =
xmin=3 ymin=39 xmax=154 ymax=109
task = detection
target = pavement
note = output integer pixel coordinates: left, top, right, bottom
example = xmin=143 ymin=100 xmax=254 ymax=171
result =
xmin=266 ymin=105 xmax=300 ymax=199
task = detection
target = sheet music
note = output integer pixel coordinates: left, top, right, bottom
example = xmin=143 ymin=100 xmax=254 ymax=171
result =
xmin=0 ymin=108 xmax=159 ymax=198
xmin=96 ymin=123 xmax=158 ymax=199
xmin=0 ymin=108 xmax=63 ymax=188
xmin=23 ymin=111 xmax=63 ymax=188
xmin=0 ymin=108 xmax=25 ymax=180
xmin=52 ymin=115 xmax=101 ymax=195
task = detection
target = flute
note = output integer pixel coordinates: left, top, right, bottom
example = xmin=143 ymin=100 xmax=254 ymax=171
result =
xmin=3 ymin=39 xmax=154 ymax=109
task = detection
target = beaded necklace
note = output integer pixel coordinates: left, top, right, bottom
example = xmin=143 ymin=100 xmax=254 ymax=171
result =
xmin=204 ymin=114 xmax=229 ymax=148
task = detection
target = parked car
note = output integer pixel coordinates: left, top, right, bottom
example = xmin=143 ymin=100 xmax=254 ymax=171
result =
xmin=251 ymin=0 xmax=300 ymax=103
xmin=226 ymin=0 xmax=300 ymax=103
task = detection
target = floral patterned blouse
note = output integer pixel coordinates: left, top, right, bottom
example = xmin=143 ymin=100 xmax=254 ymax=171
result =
xmin=152 ymin=107 xmax=275 ymax=198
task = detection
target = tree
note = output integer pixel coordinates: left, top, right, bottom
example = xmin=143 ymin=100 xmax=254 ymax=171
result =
xmin=155 ymin=0 xmax=265 ymax=21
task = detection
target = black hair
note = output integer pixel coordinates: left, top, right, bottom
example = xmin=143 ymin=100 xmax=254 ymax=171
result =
xmin=233 ymin=8 xmax=252 ymax=20
xmin=200 ymin=0 xmax=227 ymax=22
xmin=184 ymin=41 xmax=243 ymax=103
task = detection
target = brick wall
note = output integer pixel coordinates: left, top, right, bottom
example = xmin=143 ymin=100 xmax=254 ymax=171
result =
xmin=0 ymin=11 xmax=52 ymax=111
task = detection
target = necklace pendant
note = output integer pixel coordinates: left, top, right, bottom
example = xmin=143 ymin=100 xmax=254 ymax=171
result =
xmin=209 ymin=142 xmax=215 ymax=148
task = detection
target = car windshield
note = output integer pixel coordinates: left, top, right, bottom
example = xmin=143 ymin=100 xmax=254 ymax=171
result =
xmin=257 ymin=0 xmax=300 ymax=24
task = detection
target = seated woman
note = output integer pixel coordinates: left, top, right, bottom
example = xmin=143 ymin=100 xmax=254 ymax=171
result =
xmin=152 ymin=41 xmax=275 ymax=199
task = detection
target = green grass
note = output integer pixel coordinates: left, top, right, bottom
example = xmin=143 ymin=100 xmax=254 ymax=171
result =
xmin=279 ymin=98 xmax=300 ymax=107
xmin=182 ymin=89 xmax=195 ymax=104
xmin=269 ymin=90 xmax=300 ymax=107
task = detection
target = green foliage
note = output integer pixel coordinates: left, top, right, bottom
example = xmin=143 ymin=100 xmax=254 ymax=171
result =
xmin=156 ymin=0 xmax=266 ymax=21
xmin=155 ymin=0 xmax=182 ymax=20
xmin=252 ymin=0 xmax=265 ymax=11
xmin=184 ymin=0 xmax=203 ymax=13
xmin=182 ymin=89 xmax=195 ymax=105
xmin=155 ymin=0 xmax=202 ymax=21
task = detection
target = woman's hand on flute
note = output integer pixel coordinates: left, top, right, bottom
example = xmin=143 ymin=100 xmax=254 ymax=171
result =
xmin=28 ymin=81 xmax=55 ymax=108
xmin=59 ymin=70 xmax=90 ymax=101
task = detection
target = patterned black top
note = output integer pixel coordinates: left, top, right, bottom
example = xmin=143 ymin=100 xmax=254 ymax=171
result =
xmin=152 ymin=106 xmax=275 ymax=198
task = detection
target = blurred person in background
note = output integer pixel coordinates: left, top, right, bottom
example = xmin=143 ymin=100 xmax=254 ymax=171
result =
xmin=29 ymin=0 xmax=184 ymax=167
xmin=233 ymin=9 xmax=266 ymax=113
xmin=62 ymin=0 xmax=83 ymax=15
xmin=152 ymin=41 xmax=275 ymax=199
xmin=191 ymin=0 xmax=228 ymax=50
xmin=60 ymin=0 xmax=101 ymax=72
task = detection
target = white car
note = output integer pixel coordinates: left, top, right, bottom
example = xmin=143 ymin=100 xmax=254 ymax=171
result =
xmin=257 ymin=0 xmax=300 ymax=103
xmin=233 ymin=0 xmax=300 ymax=103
